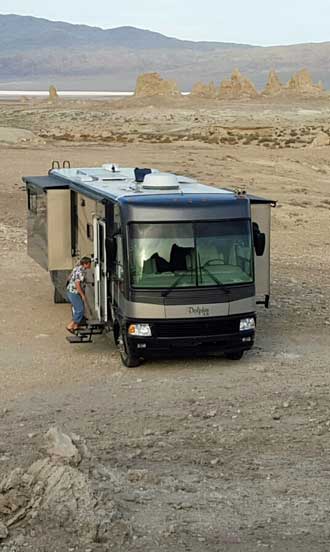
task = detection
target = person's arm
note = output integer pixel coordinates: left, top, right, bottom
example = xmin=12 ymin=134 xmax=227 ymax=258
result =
xmin=75 ymin=280 xmax=86 ymax=301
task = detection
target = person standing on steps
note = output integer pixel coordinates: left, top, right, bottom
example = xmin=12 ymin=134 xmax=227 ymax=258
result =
xmin=66 ymin=256 xmax=92 ymax=333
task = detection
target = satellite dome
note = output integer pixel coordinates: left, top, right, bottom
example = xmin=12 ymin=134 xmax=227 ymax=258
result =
xmin=142 ymin=172 xmax=179 ymax=190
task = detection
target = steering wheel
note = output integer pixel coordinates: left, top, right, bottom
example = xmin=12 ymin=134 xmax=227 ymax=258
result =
xmin=202 ymin=258 xmax=225 ymax=267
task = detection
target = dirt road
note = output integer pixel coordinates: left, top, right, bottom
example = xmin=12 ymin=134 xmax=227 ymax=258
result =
xmin=1 ymin=107 xmax=330 ymax=551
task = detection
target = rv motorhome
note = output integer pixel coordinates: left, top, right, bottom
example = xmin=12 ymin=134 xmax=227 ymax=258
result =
xmin=23 ymin=163 xmax=275 ymax=367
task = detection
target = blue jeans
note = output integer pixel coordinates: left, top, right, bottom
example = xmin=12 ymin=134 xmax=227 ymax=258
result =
xmin=67 ymin=292 xmax=84 ymax=324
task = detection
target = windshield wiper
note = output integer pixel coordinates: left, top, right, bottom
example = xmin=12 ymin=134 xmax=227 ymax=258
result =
xmin=161 ymin=272 xmax=188 ymax=298
xmin=200 ymin=265 xmax=231 ymax=293
xmin=197 ymin=254 xmax=230 ymax=293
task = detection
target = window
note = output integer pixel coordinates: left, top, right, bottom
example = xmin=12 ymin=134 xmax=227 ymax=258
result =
xmin=128 ymin=220 xmax=253 ymax=289
xmin=86 ymin=223 xmax=93 ymax=240
xmin=116 ymin=235 xmax=124 ymax=280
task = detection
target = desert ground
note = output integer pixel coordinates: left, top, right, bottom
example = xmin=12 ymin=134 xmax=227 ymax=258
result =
xmin=0 ymin=95 xmax=330 ymax=551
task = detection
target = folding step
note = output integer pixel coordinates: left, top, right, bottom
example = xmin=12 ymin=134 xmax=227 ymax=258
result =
xmin=86 ymin=319 xmax=102 ymax=326
xmin=86 ymin=320 xmax=106 ymax=334
xmin=65 ymin=321 xmax=106 ymax=344
xmin=78 ymin=329 xmax=93 ymax=337
xmin=66 ymin=334 xmax=93 ymax=344
xmin=87 ymin=319 xmax=105 ymax=329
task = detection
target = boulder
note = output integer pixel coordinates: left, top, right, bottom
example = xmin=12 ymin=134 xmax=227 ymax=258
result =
xmin=262 ymin=70 xmax=284 ymax=95
xmin=310 ymin=131 xmax=330 ymax=147
xmin=288 ymin=69 xmax=323 ymax=95
xmin=190 ymin=81 xmax=217 ymax=99
xmin=45 ymin=427 xmax=81 ymax=466
xmin=0 ymin=127 xmax=40 ymax=145
xmin=0 ymin=428 xmax=123 ymax=545
xmin=218 ymin=69 xmax=258 ymax=99
xmin=0 ymin=459 xmax=98 ymax=542
xmin=134 ymin=72 xmax=181 ymax=97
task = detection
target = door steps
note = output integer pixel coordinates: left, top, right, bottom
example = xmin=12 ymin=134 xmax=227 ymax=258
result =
xmin=66 ymin=320 xmax=105 ymax=344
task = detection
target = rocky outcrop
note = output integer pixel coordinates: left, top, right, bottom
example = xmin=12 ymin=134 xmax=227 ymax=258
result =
xmin=0 ymin=428 xmax=127 ymax=545
xmin=0 ymin=127 xmax=41 ymax=145
xmin=45 ymin=427 xmax=81 ymax=466
xmin=218 ymin=69 xmax=258 ymax=99
xmin=262 ymin=70 xmax=284 ymax=95
xmin=134 ymin=72 xmax=181 ymax=97
xmin=288 ymin=69 xmax=323 ymax=95
xmin=48 ymin=85 xmax=58 ymax=101
xmin=310 ymin=131 xmax=330 ymax=147
xmin=190 ymin=81 xmax=217 ymax=99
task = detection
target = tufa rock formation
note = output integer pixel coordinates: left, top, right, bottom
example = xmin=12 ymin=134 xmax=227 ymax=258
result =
xmin=190 ymin=81 xmax=217 ymax=99
xmin=134 ymin=72 xmax=181 ymax=97
xmin=218 ymin=69 xmax=258 ymax=99
xmin=310 ymin=131 xmax=330 ymax=148
xmin=262 ymin=70 xmax=284 ymax=96
xmin=0 ymin=428 xmax=129 ymax=545
xmin=48 ymin=84 xmax=58 ymax=101
xmin=288 ymin=69 xmax=323 ymax=95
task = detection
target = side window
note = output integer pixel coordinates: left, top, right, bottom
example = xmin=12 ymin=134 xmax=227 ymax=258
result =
xmin=86 ymin=223 xmax=93 ymax=241
xmin=28 ymin=189 xmax=38 ymax=213
xmin=116 ymin=235 xmax=124 ymax=280
xmin=99 ymin=224 xmax=104 ymax=263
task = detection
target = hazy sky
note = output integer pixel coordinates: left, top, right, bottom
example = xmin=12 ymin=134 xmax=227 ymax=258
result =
xmin=1 ymin=0 xmax=330 ymax=46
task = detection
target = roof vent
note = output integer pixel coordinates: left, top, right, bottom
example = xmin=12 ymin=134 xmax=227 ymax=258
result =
xmin=142 ymin=172 xmax=180 ymax=190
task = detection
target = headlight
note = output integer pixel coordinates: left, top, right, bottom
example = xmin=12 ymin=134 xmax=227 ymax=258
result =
xmin=240 ymin=317 xmax=255 ymax=331
xmin=128 ymin=323 xmax=152 ymax=337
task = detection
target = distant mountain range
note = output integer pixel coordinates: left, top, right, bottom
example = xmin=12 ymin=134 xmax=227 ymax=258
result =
xmin=0 ymin=14 xmax=329 ymax=90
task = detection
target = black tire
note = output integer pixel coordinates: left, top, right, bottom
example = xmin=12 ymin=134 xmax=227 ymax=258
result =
xmin=117 ymin=327 xmax=141 ymax=368
xmin=224 ymin=350 xmax=244 ymax=361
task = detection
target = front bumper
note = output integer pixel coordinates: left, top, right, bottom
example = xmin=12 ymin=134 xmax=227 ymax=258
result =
xmin=125 ymin=314 xmax=255 ymax=357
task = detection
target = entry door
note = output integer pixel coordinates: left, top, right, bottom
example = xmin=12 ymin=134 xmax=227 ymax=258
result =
xmin=93 ymin=217 xmax=108 ymax=321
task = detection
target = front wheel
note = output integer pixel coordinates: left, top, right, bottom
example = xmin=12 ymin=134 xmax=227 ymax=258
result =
xmin=224 ymin=350 xmax=244 ymax=361
xmin=117 ymin=327 xmax=141 ymax=368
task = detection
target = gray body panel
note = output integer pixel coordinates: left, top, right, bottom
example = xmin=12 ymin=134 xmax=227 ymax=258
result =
xmin=27 ymin=186 xmax=48 ymax=271
xmin=120 ymin=195 xmax=250 ymax=222
xmin=47 ymin=189 xmax=72 ymax=270
xmin=118 ymin=294 xmax=255 ymax=319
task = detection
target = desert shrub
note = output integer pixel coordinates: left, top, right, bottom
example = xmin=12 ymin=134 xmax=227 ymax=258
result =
xmin=242 ymin=133 xmax=258 ymax=144
xmin=220 ymin=136 xmax=237 ymax=144
xmin=285 ymin=138 xmax=296 ymax=146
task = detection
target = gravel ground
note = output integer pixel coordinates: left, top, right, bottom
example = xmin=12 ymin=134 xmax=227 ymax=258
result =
xmin=0 ymin=102 xmax=330 ymax=551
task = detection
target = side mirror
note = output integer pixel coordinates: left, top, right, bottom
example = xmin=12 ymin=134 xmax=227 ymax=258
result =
xmin=253 ymin=223 xmax=266 ymax=256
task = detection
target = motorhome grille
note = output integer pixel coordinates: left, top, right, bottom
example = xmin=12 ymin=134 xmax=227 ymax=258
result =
xmin=154 ymin=319 xmax=239 ymax=338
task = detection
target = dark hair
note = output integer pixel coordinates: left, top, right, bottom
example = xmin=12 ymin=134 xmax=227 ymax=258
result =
xmin=80 ymin=256 xmax=91 ymax=265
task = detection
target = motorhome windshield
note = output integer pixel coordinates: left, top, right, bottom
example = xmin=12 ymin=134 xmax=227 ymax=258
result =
xmin=129 ymin=220 xmax=253 ymax=289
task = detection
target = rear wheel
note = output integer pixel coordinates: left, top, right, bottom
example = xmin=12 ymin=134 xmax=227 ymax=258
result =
xmin=224 ymin=350 xmax=244 ymax=361
xmin=117 ymin=327 xmax=141 ymax=368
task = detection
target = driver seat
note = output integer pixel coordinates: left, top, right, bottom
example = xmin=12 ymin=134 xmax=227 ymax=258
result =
xmin=199 ymin=245 xmax=224 ymax=266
